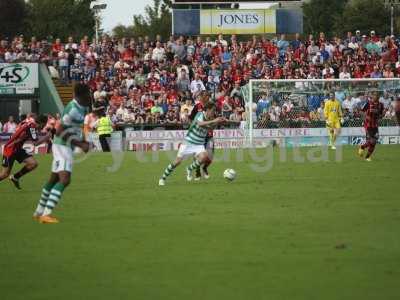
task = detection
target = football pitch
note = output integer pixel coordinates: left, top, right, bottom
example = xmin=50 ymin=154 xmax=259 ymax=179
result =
xmin=1 ymin=146 xmax=399 ymax=300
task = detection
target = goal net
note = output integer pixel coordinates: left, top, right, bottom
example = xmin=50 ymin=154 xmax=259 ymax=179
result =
xmin=242 ymin=78 xmax=400 ymax=147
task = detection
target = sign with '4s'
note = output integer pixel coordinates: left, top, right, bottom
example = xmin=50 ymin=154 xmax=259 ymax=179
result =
xmin=0 ymin=63 xmax=39 ymax=92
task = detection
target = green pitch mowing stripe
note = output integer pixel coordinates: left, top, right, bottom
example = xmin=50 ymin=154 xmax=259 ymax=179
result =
xmin=0 ymin=146 xmax=399 ymax=300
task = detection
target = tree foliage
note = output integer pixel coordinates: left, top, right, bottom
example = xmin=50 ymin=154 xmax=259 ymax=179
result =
xmin=112 ymin=25 xmax=136 ymax=40
xmin=112 ymin=0 xmax=172 ymax=39
xmin=339 ymin=0 xmax=392 ymax=36
xmin=303 ymin=0 xmax=396 ymax=37
xmin=26 ymin=0 xmax=96 ymax=40
xmin=0 ymin=0 xmax=28 ymax=39
xmin=302 ymin=0 xmax=348 ymax=37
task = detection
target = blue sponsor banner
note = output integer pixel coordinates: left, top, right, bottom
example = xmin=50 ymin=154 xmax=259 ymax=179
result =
xmin=173 ymin=8 xmax=303 ymax=35
xmin=349 ymin=136 xmax=384 ymax=145
xmin=285 ymin=136 xmax=348 ymax=148
xmin=0 ymin=133 xmax=12 ymax=141
xmin=173 ymin=9 xmax=200 ymax=35
xmin=276 ymin=9 xmax=303 ymax=34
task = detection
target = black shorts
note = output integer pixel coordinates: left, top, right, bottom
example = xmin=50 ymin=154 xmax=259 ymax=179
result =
xmin=205 ymin=137 xmax=215 ymax=153
xmin=2 ymin=149 xmax=32 ymax=169
xmin=366 ymin=127 xmax=379 ymax=140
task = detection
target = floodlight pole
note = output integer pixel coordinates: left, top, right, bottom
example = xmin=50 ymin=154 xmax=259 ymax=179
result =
xmin=386 ymin=0 xmax=400 ymax=36
xmin=391 ymin=4 xmax=395 ymax=36
xmin=92 ymin=3 xmax=107 ymax=45
xmin=95 ymin=17 xmax=99 ymax=45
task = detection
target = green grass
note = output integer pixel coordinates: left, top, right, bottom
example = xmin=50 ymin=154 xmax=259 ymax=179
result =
xmin=1 ymin=146 xmax=400 ymax=300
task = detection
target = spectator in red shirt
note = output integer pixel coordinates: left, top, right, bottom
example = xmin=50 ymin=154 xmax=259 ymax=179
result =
xmin=110 ymin=89 xmax=124 ymax=109
xmin=52 ymin=38 xmax=62 ymax=54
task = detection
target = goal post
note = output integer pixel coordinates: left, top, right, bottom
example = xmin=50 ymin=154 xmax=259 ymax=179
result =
xmin=243 ymin=78 xmax=400 ymax=147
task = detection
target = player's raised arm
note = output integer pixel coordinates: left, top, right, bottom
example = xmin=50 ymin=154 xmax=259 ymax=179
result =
xmin=32 ymin=115 xmax=52 ymax=146
xmin=33 ymin=131 xmax=52 ymax=146
xmin=197 ymin=117 xmax=225 ymax=128
xmin=223 ymin=119 xmax=241 ymax=126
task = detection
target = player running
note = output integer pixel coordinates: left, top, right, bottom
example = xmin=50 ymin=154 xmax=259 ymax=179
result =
xmin=159 ymin=102 xmax=226 ymax=186
xmin=358 ymin=92 xmax=384 ymax=162
xmin=324 ymin=92 xmax=343 ymax=150
xmin=33 ymin=83 xmax=92 ymax=224
xmin=190 ymin=91 xmax=214 ymax=180
xmin=0 ymin=114 xmax=49 ymax=189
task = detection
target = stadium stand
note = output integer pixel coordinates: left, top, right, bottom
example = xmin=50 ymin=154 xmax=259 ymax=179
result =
xmin=0 ymin=31 xmax=398 ymax=130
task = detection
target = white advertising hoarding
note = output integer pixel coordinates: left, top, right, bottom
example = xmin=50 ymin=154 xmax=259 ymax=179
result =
xmin=200 ymin=9 xmax=276 ymax=34
xmin=0 ymin=63 xmax=39 ymax=94
xmin=125 ymin=127 xmax=400 ymax=151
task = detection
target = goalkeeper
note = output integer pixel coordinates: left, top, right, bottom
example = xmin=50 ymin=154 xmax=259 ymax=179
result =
xmin=324 ymin=92 xmax=343 ymax=150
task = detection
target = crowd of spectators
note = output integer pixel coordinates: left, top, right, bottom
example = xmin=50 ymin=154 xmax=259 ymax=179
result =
xmin=254 ymin=89 xmax=398 ymax=128
xmin=1 ymin=30 xmax=399 ymax=129
xmin=0 ymin=116 xmax=18 ymax=134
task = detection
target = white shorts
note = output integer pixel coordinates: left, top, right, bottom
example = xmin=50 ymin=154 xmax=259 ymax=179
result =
xmin=177 ymin=143 xmax=206 ymax=159
xmin=51 ymin=144 xmax=73 ymax=173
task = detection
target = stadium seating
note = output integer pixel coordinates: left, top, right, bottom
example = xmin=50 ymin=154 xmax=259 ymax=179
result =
xmin=0 ymin=32 xmax=398 ymax=129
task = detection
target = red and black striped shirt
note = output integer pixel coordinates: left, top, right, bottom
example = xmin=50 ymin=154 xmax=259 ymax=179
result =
xmin=3 ymin=120 xmax=38 ymax=157
xmin=362 ymin=100 xmax=384 ymax=129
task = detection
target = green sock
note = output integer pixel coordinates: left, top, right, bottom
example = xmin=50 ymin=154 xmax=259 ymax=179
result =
xmin=43 ymin=183 xmax=66 ymax=216
xmin=34 ymin=182 xmax=56 ymax=216
xmin=162 ymin=164 xmax=176 ymax=180
xmin=332 ymin=133 xmax=337 ymax=144
xmin=187 ymin=160 xmax=201 ymax=172
xmin=329 ymin=131 xmax=334 ymax=145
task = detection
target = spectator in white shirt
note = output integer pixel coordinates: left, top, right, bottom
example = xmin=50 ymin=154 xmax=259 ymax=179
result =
xmin=65 ymin=36 xmax=78 ymax=51
xmin=176 ymin=64 xmax=190 ymax=79
xmin=93 ymin=85 xmax=107 ymax=102
xmin=3 ymin=116 xmax=17 ymax=134
xmin=312 ymin=52 xmax=324 ymax=65
xmin=342 ymin=95 xmax=354 ymax=112
xmin=307 ymin=40 xmax=319 ymax=59
xmin=186 ymin=39 xmax=196 ymax=56
xmin=85 ymin=46 xmax=98 ymax=60
xmin=180 ymin=108 xmax=190 ymax=124
xmin=282 ymin=99 xmax=294 ymax=112
xmin=324 ymin=41 xmax=334 ymax=57
xmin=190 ymin=73 xmax=206 ymax=96
xmin=116 ymin=104 xmax=130 ymax=123
xmin=339 ymin=66 xmax=352 ymax=79
xmin=322 ymin=64 xmax=334 ymax=78
xmin=0 ymin=120 xmax=2 ymax=132
xmin=317 ymin=102 xmax=325 ymax=121
xmin=307 ymin=69 xmax=320 ymax=79
xmin=114 ymin=58 xmax=129 ymax=70
xmin=269 ymin=102 xmax=281 ymax=122
xmin=125 ymin=74 xmax=136 ymax=90
xmin=384 ymin=106 xmax=395 ymax=119
xmin=152 ymin=42 xmax=165 ymax=62
xmin=5 ymin=50 xmax=17 ymax=62
xmin=229 ymin=108 xmax=242 ymax=122
xmin=379 ymin=91 xmax=392 ymax=109
xmin=352 ymin=94 xmax=363 ymax=108
xmin=176 ymin=69 xmax=191 ymax=92
xmin=348 ymin=37 xmax=359 ymax=50
xmin=58 ymin=46 xmax=69 ymax=84
xmin=215 ymin=34 xmax=228 ymax=47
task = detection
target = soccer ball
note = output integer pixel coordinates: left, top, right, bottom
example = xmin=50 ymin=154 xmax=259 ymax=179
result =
xmin=223 ymin=169 xmax=236 ymax=181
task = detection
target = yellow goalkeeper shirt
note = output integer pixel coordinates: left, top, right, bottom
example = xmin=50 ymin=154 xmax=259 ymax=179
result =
xmin=324 ymin=99 xmax=342 ymax=121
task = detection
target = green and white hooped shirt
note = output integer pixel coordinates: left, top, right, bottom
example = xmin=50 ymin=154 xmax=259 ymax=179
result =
xmin=185 ymin=112 xmax=208 ymax=145
xmin=54 ymin=99 xmax=87 ymax=149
